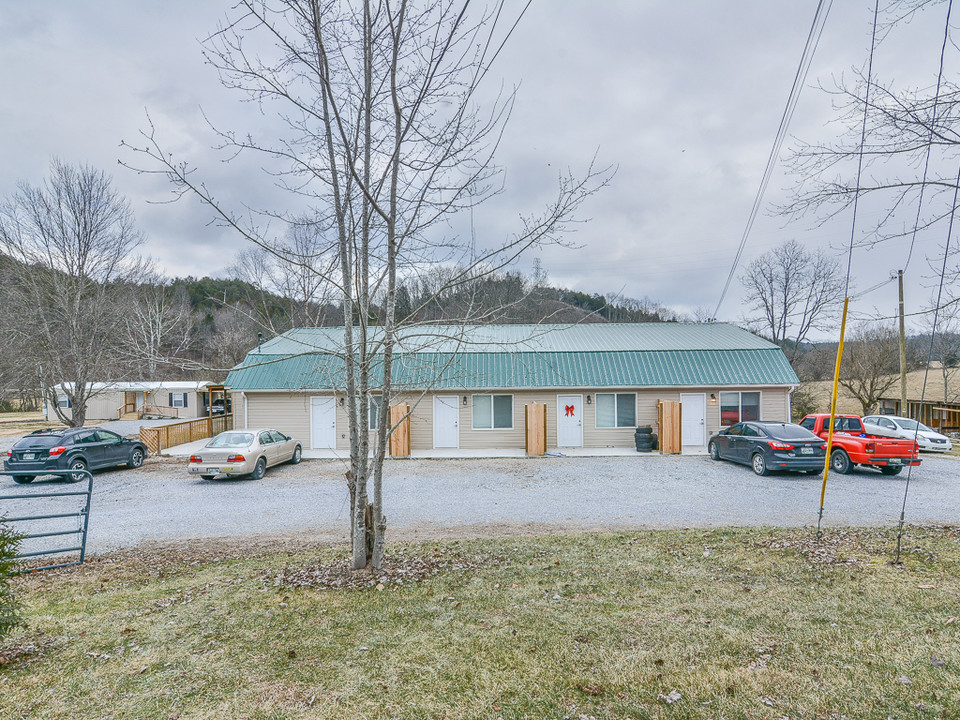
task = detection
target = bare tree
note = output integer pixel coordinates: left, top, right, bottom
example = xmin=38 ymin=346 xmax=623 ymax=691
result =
xmin=125 ymin=0 xmax=607 ymax=569
xmin=228 ymin=227 xmax=341 ymax=333
xmin=839 ymin=323 xmax=900 ymax=415
xmin=739 ymin=239 xmax=845 ymax=361
xmin=781 ymin=1 xmax=960 ymax=276
xmin=0 ymin=160 xmax=145 ymax=426
xmin=921 ymin=295 xmax=960 ymax=403
xmin=122 ymin=269 xmax=195 ymax=379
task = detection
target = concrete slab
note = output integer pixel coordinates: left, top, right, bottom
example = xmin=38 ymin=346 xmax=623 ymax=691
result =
xmin=161 ymin=440 xmax=684 ymax=460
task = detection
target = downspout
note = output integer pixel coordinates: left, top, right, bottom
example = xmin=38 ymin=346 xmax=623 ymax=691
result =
xmin=241 ymin=392 xmax=248 ymax=429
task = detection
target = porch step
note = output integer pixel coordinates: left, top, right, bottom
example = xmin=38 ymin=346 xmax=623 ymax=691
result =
xmin=120 ymin=412 xmax=140 ymax=420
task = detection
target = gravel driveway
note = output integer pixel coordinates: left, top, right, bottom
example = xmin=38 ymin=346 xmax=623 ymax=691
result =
xmin=3 ymin=454 xmax=958 ymax=554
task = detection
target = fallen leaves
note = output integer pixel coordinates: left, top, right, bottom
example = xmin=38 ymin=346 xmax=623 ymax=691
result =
xmin=0 ymin=637 xmax=54 ymax=666
xmin=577 ymin=682 xmax=603 ymax=696
xmin=271 ymin=547 xmax=507 ymax=590
xmin=658 ymin=689 xmax=682 ymax=704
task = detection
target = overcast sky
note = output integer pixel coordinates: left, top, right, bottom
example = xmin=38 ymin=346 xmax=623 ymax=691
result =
xmin=0 ymin=1 xmax=952 ymax=332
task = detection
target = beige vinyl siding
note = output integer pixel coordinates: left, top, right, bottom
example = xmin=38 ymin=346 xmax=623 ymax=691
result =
xmin=88 ymin=392 xmax=123 ymax=419
xmin=245 ymin=392 xmax=313 ymax=447
xmin=48 ymin=391 xmax=123 ymax=422
xmin=761 ymin=390 xmax=790 ymax=423
xmin=233 ymin=393 xmax=246 ymax=426
xmin=242 ymin=386 xmax=793 ymax=452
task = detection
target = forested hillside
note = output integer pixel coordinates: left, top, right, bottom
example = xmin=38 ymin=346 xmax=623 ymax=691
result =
xmin=0 ymin=258 xmax=682 ymax=408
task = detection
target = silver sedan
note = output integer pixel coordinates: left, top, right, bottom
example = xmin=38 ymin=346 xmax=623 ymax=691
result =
xmin=188 ymin=429 xmax=302 ymax=480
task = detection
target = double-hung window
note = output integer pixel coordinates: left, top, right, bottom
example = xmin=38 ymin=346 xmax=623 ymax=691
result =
xmin=169 ymin=392 xmax=188 ymax=408
xmin=472 ymin=394 xmax=513 ymax=429
xmin=719 ymin=391 xmax=760 ymax=426
xmin=595 ymin=393 xmax=636 ymax=428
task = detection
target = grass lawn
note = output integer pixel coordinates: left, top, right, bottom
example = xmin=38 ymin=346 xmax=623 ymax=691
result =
xmin=1 ymin=527 xmax=958 ymax=719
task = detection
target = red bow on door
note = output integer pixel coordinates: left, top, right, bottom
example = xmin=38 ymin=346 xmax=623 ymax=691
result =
xmin=564 ymin=405 xmax=575 ymax=417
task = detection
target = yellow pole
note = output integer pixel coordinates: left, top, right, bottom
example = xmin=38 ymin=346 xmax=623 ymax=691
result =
xmin=818 ymin=297 xmax=849 ymax=536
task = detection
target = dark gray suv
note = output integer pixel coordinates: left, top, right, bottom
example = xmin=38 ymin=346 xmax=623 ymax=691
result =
xmin=4 ymin=428 xmax=148 ymax=484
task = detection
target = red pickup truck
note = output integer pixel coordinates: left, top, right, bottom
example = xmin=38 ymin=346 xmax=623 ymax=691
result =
xmin=798 ymin=414 xmax=921 ymax=476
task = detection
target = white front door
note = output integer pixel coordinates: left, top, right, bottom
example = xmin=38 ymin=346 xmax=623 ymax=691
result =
xmin=680 ymin=393 xmax=706 ymax=448
xmin=557 ymin=394 xmax=583 ymax=447
xmin=134 ymin=392 xmax=144 ymax=409
xmin=433 ymin=396 xmax=460 ymax=448
xmin=310 ymin=396 xmax=336 ymax=449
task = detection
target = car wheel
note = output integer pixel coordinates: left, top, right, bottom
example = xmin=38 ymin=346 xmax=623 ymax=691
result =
xmin=830 ymin=449 xmax=851 ymax=475
xmin=880 ymin=465 xmax=902 ymax=476
xmin=127 ymin=447 xmax=145 ymax=469
xmin=251 ymin=457 xmax=267 ymax=480
xmin=752 ymin=453 xmax=770 ymax=476
xmin=200 ymin=474 xmax=217 ymax=481
xmin=290 ymin=445 xmax=302 ymax=465
xmin=12 ymin=475 xmax=35 ymax=484
xmin=708 ymin=441 xmax=720 ymax=461
xmin=67 ymin=458 xmax=88 ymax=483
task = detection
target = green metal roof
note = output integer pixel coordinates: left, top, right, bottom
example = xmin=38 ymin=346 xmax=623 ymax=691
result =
xmin=226 ymin=323 xmax=799 ymax=391
xmin=253 ymin=322 xmax=779 ymax=356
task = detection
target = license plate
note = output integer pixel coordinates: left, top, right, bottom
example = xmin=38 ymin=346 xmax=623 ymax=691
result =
xmin=800 ymin=447 xmax=814 ymax=455
xmin=207 ymin=467 xmax=220 ymax=474
xmin=22 ymin=452 xmax=35 ymax=460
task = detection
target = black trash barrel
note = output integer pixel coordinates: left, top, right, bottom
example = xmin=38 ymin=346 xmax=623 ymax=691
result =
xmin=635 ymin=427 xmax=653 ymax=452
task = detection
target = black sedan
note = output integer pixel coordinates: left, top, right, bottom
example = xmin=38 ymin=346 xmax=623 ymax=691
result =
xmin=4 ymin=427 xmax=148 ymax=484
xmin=707 ymin=421 xmax=826 ymax=476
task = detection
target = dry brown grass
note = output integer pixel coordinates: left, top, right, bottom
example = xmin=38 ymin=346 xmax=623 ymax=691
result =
xmin=1 ymin=527 xmax=958 ymax=719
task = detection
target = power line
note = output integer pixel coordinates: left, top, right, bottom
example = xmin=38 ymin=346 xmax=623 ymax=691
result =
xmin=712 ymin=0 xmax=834 ymax=320
xmin=897 ymin=140 xmax=959 ymax=564
xmin=902 ymin=0 xmax=954 ymax=274
xmin=896 ymin=0 xmax=956 ymax=565
xmin=817 ymin=0 xmax=881 ymax=543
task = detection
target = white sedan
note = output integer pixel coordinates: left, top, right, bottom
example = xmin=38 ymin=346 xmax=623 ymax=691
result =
xmin=863 ymin=415 xmax=953 ymax=453
xmin=189 ymin=429 xmax=302 ymax=480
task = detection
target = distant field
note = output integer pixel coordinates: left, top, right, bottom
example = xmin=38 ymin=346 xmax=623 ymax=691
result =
xmin=0 ymin=412 xmax=61 ymax=439
xmin=1 ymin=528 xmax=957 ymax=719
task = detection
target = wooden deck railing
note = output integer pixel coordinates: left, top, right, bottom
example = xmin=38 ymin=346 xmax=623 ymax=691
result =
xmin=139 ymin=414 xmax=234 ymax=455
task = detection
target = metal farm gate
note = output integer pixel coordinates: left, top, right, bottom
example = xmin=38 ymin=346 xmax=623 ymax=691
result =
xmin=0 ymin=470 xmax=93 ymax=572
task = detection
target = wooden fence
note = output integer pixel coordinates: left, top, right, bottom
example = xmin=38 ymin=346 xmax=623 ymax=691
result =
xmin=657 ymin=400 xmax=682 ymax=454
xmin=140 ymin=414 xmax=234 ymax=455
xmin=524 ymin=402 xmax=547 ymax=456
xmin=389 ymin=403 xmax=411 ymax=457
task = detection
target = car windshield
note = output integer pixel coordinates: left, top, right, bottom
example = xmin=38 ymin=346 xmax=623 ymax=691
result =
xmin=207 ymin=432 xmax=254 ymax=448
xmin=895 ymin=418 xmax=933 ymax=432
xmin=764 ymin=423 xmax=817 ymax=440
xmin=16 ymin=432 xmax=66 ymax=448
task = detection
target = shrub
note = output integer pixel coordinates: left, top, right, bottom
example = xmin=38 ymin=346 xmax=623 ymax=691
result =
xmin=0 ymin=520 xmax=23 ymax=640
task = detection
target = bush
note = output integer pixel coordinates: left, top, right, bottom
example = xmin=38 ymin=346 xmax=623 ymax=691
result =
xmin=0 ymin=520 xmax=23 ymax=640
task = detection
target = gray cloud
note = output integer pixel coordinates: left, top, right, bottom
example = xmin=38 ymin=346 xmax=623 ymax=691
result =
xmin=0 ymin=1 xmax=950 ymax=331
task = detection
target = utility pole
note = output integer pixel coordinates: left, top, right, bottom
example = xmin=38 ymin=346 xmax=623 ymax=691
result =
xmin=898 ymin=270 xmax=908 ymax=415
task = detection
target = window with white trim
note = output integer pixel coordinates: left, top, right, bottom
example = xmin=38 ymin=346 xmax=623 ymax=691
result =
xmin=57 ymin=394 xmax=71 ymax=409
xmin=720 ymin=391 xmax=761 ymax=426
xmin=369 ymin=396 xmax=382 ymax=430
xmin=169 ymin=392 xmax=188 ymax=408
xmin=595 ymin=393 xmax=636 ymax=428
xmin=472 ymin=394 xmax=513 ymax=429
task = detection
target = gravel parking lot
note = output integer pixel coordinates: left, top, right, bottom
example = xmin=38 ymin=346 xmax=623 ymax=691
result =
xmin=3 ymin=453 xmax=958 ymax=554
